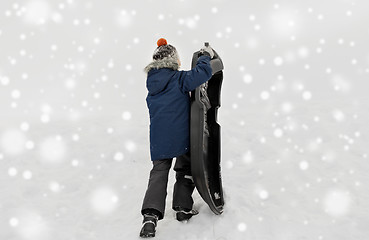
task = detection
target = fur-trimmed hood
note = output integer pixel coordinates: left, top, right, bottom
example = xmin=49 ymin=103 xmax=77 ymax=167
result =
xmin=144 ymin=57 xmax=179 ymax=73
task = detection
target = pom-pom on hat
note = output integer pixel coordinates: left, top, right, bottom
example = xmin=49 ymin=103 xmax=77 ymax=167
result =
xmin=153 ymin=38 xmax=179 ymax=61
xmin=157 ymin=38 xmax=167 ymax=47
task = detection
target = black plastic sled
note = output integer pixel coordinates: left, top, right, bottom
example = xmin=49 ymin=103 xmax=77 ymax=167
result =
xmin=190 ymin=43 xmax=224 ymax=215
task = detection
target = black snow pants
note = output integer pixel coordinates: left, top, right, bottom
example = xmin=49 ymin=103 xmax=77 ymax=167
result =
xmin=141 ymin=152 xmax=195 ymax=220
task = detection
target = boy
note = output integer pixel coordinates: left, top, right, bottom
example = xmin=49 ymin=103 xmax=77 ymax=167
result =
xmin=140 ymin=38 xmax=214 ymax=238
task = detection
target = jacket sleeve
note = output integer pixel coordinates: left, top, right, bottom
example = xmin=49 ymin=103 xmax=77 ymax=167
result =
xmin=178 ymin=55 xmax=212 ymax=92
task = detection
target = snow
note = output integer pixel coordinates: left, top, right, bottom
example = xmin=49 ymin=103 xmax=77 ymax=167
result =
xmin=8 ymin=167 xmax=18 ymax=177
xmin=1 ymin=0 xmax=369 ymax=239
xmin=113 ymin=152 xmax=124 ymax=162
xmin=90 ymin=187 xmax=119 ymax=215
xmin=22 ymin=170 xmax=33 ymax=180
xmin=323 ymin=189 xmax=352 ymax=217
xmin=39 ymin=136 xmax=67 ymax=164
xmin=243 ymin=74 xmax=253 ymax=84
xmin=0 ymin=129 xmax=27 ymax=155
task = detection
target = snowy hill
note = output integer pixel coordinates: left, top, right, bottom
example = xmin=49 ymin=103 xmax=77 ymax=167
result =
xmin=1 ymin=0 xmax=369 ymax=239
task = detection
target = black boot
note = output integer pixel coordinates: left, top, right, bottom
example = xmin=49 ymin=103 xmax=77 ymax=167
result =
xmin=139 ymin=213 xmax=158 ymax=238
xmin=174 ymin=207 xmax=199 ymax=222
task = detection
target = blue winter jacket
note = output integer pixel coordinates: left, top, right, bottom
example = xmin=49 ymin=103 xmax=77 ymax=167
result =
xmin=145 ymin=55 xmax=212 ymax=161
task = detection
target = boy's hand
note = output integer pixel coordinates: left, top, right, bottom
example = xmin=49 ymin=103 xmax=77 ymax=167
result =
xmin=200 ymin=46 xmax=214 ymax=59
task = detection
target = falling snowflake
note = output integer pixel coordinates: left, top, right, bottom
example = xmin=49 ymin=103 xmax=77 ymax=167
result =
xmin=90 ymin=187 xmax=119 ymax=215
xmin=39 ymin=137 xmax=67 ymax=164
xmin=0 ymin=129 xmax=27 ymax=155
xmin=323 ymin=189 xmax=352 ymax=217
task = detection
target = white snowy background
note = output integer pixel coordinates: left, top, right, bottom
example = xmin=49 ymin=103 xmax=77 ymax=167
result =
xmin=1 ymin=0 xmax=369 ymax=239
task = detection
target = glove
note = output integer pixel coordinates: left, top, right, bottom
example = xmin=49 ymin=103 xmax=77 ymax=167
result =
xmin=200 ymin=46 xmax=214 ymax=59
